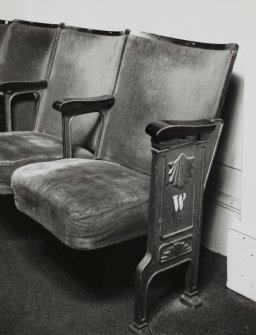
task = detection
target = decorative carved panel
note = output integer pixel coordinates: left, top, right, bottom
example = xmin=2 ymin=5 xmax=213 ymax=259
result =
xmin=168 ymin=153 xmax=195 ymax=188
xmin=159 ymin=237 xmax=192 ymax=264
xmin=160 ymin=148 xmax=197 ymax=239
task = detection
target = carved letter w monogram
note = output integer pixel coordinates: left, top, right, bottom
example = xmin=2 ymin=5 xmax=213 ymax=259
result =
xmin=172 ymin=193 xmax=186 ymax=212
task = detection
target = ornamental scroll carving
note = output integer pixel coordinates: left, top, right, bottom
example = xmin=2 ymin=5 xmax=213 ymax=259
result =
xmin=168 ymin=154 xmax=194 ymax=188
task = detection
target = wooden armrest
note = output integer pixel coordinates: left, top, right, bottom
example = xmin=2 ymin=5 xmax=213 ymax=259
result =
xmin=0 ymin=80 xmax=48 ymax=92
xmin=146 ymin=119 xmax=216 ymax=142
xmin=52 ymin=95 xmax=115 ymax=115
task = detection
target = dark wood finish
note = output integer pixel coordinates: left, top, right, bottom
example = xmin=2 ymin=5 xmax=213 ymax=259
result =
xmin=133 ymin=30 xmax=238 ymax=51
xmin=53 ymin=95 xmax=114 ymax=114
xmin=145 ymin=119 xmax=216 ymax=142
xmin=64 ymin=24 xmax=130 ymax=36
xmin=2 ymin=81 xmax=48 ymax=132
xmin=0 ymin=80 xmax=48 ymax=92
xmin=4 ymin=91 xmax=44 ymax=133
xmin=62 ymin=114 xmax=73 ymax=159
xmin=130 ymin=127 xmax=215 ymax=334
xmin=56 ymin=95 xmax=114 ymax=158
xmin=12 ymin=19 xmax=60 ymax=29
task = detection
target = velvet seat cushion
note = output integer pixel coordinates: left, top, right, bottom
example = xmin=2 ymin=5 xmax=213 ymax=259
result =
xmin=0 ymin=131 xmax=92 ymax=194
xmin=12 ymin=159 xmax=150 ymax=249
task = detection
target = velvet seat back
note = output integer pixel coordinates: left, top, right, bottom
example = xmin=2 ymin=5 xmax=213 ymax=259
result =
xmin=0 ymin=20 xmax=59 ymax=131
xmin=37 ymin=26 xmax=127 ymax=153
xmin=99 ymin=32 xmax=238 ymax=175
xmin=0 ymin=20 xmax=10 ymax=68
xmin=0 ymin=20 xmax=11 ymax=130
xmin=0 ymin=20 xmax=59 ymax=81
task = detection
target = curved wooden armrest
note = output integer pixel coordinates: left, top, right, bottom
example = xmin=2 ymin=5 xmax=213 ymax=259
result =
xmin=52 ymin=95 xmax=115 ymax=115
xmin=145 ymin=119 xmax=216 ymax=142
xmin=0 ymin=80 xmax=48 ymax=92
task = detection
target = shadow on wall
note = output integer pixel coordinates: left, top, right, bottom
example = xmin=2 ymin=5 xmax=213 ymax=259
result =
xmin=206 ymin=73 xmax=243 ymax=198
xmin=202 ymin=74 xmax=243 ymax=255
xmin=215 ymin=73 xmax=243 ymax=166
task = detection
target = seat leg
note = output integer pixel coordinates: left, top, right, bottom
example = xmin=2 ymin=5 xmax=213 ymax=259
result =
xmin=180 ymin=259 xmax=202 ymax=309
xmin=129 ymin=256 xmax=154 ymax=335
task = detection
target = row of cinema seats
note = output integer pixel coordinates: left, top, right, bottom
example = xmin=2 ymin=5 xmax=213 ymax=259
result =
xmin=0 ymin=18 xmax=238 ymax=333
xmin=0 ymin=19 xmax=129 ymax=193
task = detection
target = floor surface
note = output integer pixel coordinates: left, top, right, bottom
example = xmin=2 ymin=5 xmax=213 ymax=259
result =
xmin=0 ymin=195 xmax=255 ymax=335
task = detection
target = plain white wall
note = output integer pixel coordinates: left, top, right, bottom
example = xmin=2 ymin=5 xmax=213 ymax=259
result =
xmin=0 ymin=0 xmax=247 ymax=255
xmin=0 ymin=0 xmax=30 ymax=20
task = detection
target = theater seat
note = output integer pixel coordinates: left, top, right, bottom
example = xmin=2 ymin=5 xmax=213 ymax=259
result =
xmin=12 ymin=31 xmax=238 ymax=333
xmin=0 ymin=24 xmax=127 ymax=194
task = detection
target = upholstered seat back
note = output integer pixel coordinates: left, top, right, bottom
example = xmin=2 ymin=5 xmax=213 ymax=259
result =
xmin=37 ymin=26 xmax=127 ymax=153
xmin=99 ymin=32 xmax=238 ymax=174
xmin=0 ymin=20 xmax=11 ymax=131
xmin=0 ymin=20 xmax=59 ymax=81
xmin=0 ymin=20 xmax=59 ymax=131
xmin=0 ymin=20 xmax=10 ymax=67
